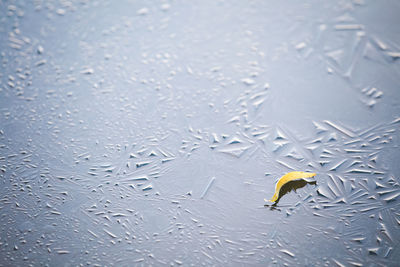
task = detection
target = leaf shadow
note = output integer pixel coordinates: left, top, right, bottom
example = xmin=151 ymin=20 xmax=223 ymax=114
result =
xmin=264 ymin=179 xmax=317 ymax=210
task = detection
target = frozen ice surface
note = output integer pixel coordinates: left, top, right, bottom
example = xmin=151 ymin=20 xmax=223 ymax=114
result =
xmin=0 ymin=0 xmax=399 ymax=266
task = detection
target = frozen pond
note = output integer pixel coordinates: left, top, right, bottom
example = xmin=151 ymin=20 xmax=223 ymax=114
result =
xmin=0 ymin=0 xmax=399 ymax=266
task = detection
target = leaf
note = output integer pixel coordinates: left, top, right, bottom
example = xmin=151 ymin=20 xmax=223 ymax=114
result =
xmin=269 ymin=171 xmax=316 ymax=202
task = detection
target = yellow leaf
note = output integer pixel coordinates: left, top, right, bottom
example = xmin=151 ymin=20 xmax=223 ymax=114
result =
xmin=269 ymin=171 xmax=316 ymax=202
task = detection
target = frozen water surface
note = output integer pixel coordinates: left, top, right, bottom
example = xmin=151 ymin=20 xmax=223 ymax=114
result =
xmin=1 ymin=0 xmax=400 ymax=266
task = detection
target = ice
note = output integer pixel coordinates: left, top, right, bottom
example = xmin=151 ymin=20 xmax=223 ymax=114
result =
xmin=0 ymin=0 xmax=399 ymax=266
